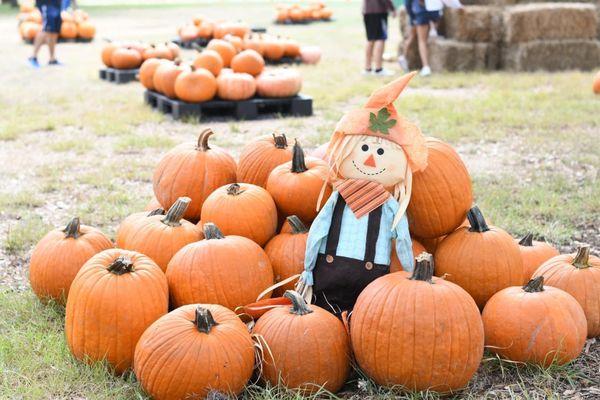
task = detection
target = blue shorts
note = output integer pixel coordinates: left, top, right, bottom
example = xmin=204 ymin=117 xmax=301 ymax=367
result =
xmin=40 ymin=4 xmax=62 ymax=33
xmin=412 ymin=10 xmax=441 ymax=25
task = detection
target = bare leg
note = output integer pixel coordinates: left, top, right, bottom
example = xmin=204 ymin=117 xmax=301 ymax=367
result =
xmin=373 ymin=40 xmax=385 ymax=70
xmin=47 ymin=33 xmax=58 ymax=61
xmin=403 ymin=26 xmax=416 ymax=58
xmin=416 ymin=24 xmax=430 ymax=68
xmin=365 ymin=40 xmax=374 ymax=70
xmin=32 ymin=31 xmax=47 ymax=59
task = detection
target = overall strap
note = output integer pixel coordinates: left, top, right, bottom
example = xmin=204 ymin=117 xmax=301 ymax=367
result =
xmin=325 ymin=196 xmax=347 ymax=258
xmin=364 ymin=205 xmax=383 ymax=264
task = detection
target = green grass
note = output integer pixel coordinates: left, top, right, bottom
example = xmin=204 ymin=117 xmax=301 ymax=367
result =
xmin=4 ymin=215 xmax=52 ymax=255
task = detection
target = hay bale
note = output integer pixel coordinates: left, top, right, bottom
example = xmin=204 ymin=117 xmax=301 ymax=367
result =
xmin=503 ymin=3 xmax=598 ymax=43
xmin=443 ymin=6 xmax=503 ymax=42
xmin=502 ymin=39 xmax=600 ymax=70
xmin=428 ymin=38 xmax=499 ymax=71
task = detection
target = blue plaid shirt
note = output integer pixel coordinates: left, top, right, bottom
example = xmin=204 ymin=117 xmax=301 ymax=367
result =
xmin=301 ymin=191 xmax=414 ymax=286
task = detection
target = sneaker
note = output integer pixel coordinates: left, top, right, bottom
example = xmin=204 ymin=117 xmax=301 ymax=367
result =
xmin=48 ymin=59 xmax=64 ymax=66
xmin=420 ymin=66 xmax=432 ymax=77
xmin=374 ymin=68 xmax=395 ymax=77
xmin=398 ymin=56 xmax=409 ymax=72
xmin=28 ymin=57 xmax=40 ymax=69
xmin=361 ymin=69 xmax=372 ymax=76
xmin=429 ymin=27 xmax=439 ymax=38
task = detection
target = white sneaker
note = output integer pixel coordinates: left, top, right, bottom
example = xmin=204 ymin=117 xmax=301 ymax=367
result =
xmin=429 ymin=27 xmax=438 ymax=38
xmin=398 ymin=56 xmax=409 ymax=72
xmin=420 ymin=66 xmax=432 ymax=76
xmin=362 ymin=69 xmax=373 ymax=76
xmin=374 ymin=68 xmax=395 ymax=77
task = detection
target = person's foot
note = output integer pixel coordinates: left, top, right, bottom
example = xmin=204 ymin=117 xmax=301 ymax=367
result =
xmin=429 ymin=27 xmax=439 ymax=38
xmin=398 ymin=56 xmax=409 ymax=72
xmin=28 ymin=57 xmax=40 ymax=69
xmin=374 ymin=68 xmax=395 ymax=77
xmin=382 ymin=52 xmax=395 ymax=62
xmin=362 ymin=68 xmax=372 ymax=76
xmin=420 ymin=66 xmax=432 ymax=77
xmin=48 ymin=59 xmax=64 ymax=66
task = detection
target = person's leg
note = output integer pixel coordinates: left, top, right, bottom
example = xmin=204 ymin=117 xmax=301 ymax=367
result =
xmin=32 ymin=31 xmax=47 ymax=59
xmin=416 ymin=23 xmax=430 ymax=68
xmin=47 ymin=33 xmax=59 ymax=62
xmin=373 ymin=40 xmax=385 ymax=70
xmin=365 ymin=41 xmax=374 ymax=71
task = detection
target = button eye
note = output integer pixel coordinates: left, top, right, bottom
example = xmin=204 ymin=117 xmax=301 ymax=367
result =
xmin=361 ymin=144 xmax=369 ymax=152
xmin=377 ymin=148 xmax=385 ymax=155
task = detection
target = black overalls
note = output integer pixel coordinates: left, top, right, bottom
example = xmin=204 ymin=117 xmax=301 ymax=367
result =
xmin=312 ymin=196 xmax=391 ymax=315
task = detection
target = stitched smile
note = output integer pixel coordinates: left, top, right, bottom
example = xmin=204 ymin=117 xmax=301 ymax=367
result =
xmin=352 ymin=160 xmax=387 ymax=176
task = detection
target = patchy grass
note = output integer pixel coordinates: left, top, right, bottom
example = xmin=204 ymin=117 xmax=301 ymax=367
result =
xmin=4 ymin=215 xmax=51 ymax=255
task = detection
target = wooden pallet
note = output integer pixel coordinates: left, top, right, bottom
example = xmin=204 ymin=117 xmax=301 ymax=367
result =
xmin=99 ymin=68 xmax=139 ymax=84
xmin=266 ymin=56 xmax=302 ymax=65
xmin=144 ymin=90 xmax=312 ymax=120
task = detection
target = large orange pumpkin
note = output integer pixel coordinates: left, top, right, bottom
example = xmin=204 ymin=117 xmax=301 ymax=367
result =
xmin=254 ymin=291 xmax=350 ymax=394
xmin=65 ymin=249 xmax=168 ymax=374
xmin=256 ymin=69 xmax=302 ymax=98
xmin=201 ymin=183 xmax=277 ymax=247
xmin=482 ymin=276 xmax=587 ymax=366
xmin=139 ymin=58 xmax=165 ymax=91
xmin=29 ymin=217 xmax=113 ymax=303
xmin=407 ymin=137 xmax=472 ymax=239
xmin=434 ymin=206 xmax=523 ymax=309
xmin=231 ymin=49 xmax=264 ymax=76
xmin=153 ymin=129 xmax=237 ymax=221
xmin=266 ymin=140 xmax=331 ymax=223
xmin=237 ymin=133 xmax=293 ymax=188
xmin=517 ymin=233 xmax=559 ymax=284
xmin=351 ymin=253 xmax=484 ymax=393
xmin=110 ymin=47 xmax=143 ymax=70
xmin=217 ymin=72 xmax=256 ymax=101
xmin=173 ymin=67 xmax=217 ymax=102
xmin=206 ymin=39 xmax=237 ymax=67
xmin=59 ymin=21 xmax=77 ymax=39
xmin=533 ymin=246 xmax=600 ymax=338
xmin=153 ymin=60 xmax=188 ymax=98
xmin=166 ymin=223 xmax=274 ymax=310
xmin=192 ymin=49 xmax=223 ymax=77
xmin=134 ymin=304 xmax=255 ymax=400
xmin=76 ymin=21 xmax=95 ymax=39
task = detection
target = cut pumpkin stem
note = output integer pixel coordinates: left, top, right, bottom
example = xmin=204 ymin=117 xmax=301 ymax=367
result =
xmin=203 ymin=223 xmax=225 ymax=240
xmin=162 ymin=197 xmax=191 ymax=226
xmin=467 ymin=206 xmax=490 ymax=233
xmin=518 ymin=233 xmax=534 ymax=247
xmin=147 ymin=208 xmax=166 ymax=217
xmin=196 ymin=128 xmax=214 ymax=151
xmin=284 ymin=290 xmax=313 ymax=315
xmin=286 ymin=215 xmax=308 ymax=234
xmin=194 ymin=306 xmax=218 ymax=333
xmin=291 ymin=140 xmax=308 ymax=173
xmin=410 ymin=253 xmax=434 ymax=283
xmin=107 ymin=257 xmax=134 ymax=275
xmin=523 ymin=276 xmax=544 ymax=292
xmin=226 ymin=183 xmax=245 ymax=196
xmin=572 ymin=245 xmax=591 ymax=269
xmin=63 ymin=217 xmax=81 ymax=239
xmin=272 ymin=133 xmax=288 ymax=149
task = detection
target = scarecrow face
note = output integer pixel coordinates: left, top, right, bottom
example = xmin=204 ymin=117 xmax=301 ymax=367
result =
xmin=339 ymin=136 xmax=408 ymax=187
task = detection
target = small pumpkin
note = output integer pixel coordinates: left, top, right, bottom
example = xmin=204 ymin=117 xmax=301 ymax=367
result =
xmin=224 ymin=33 xmax=243 ymax=52
xmin=134 ymin=304 xmax=255 ymax=400
xmin=266 ymin=140 xmax=331 ymax=223
xmin=254 ymin=291 xmax=350 ymax=394
xmin=174 ymin=66 xmax=217 ymax=103
xmin=533 ymin=246 xmax=600 ymax=338
xmin=517 ymin=233 xmax=559 ymax=284
xmin=206 ymin=39 xmax=237 ymax=67
xmin=143 ymin=44 xmax=173 ymax=61
xmin=237 ymin=133 xmax=293 ymax=188
xmin=76 ymin=21 xmax=95 ymax=39
xmin=29 ymin=217 xmax=113 ymax=303
xmin=243 ymin=34 xmax=265 ymax=55
xmin=201 ymin=183 xmax=277 ymax=247
xmin=217 ymin=72 xmax=256 ymax=101
xmin=282 ymin=38 xmax=301 ymax=58
xmin=59 ymin=21 xmax=77 ymax=39
xmin=153 ymin=128 xmax=237 ymax=221
xmin=139 ymin=58 xmax=165 ymax=91
xmin=192 ymin=49 xmax=223 ymax=77
xmin=256 ymin=69 xmax=302 ymax=98
xmin=153 ymin=59 xmax=188 ymax=98
xmin=20 ymin=21 xmax=41 ymax=40
xmin=166 ymin=42 xmax=180 ymax=59
xmin=197 ymin=21 xmax=214 ymax=39
xmin=166 ymin=223 xmax=274 ymax=310
xmin=110 ymin=47 xmax=143 ymax=70
xmin=65 ymin=249 xmax=168 ymax=374
xmin=482 ymin=276 xmax=587 ymax=366
xmin=231 ymin=49 xmax=264 ymax=76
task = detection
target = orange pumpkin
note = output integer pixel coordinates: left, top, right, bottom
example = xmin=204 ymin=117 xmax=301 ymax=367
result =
xmin=153 ymin=129 xmax=237 ymax=221
xmin=153 ymin=60 xmax=188 ymax=98
xmin=192 ymin=49 xmax=223 ymax=77
xmin=243 ymin=34 xmax=265 ymax=55
xmin=299 ymin=45 xmax=321 ymax=64
xmin=207 ymin=39 xmax=237 ymax=67
xmin=60 ymin=21 xmax=77 ymax=39
xmin=282 ymin=38 xmax=301 ymax=58
xmin=231 ymin=49 xmax=264 ymax=76
xmin=139 ymin=58 xmax=165 ymax=91
xmin=76 ymin=21 xmax=95 ymax=39
xmin=262 ymin=38 xmax=285 ymax=61
xmin=178 ymin=24 xmax=199 ymax=41
xmin=201 ymin=183 xmax=277 ymax=247
xmin=143 ymin=44 xmax=173 ymax=61
xmin=517 ymin=233 xmax=559 ymax=284
xmin=237 ymin=133 xmax=293 ymax=188
xmin=174 ymin=67 xmax=217 ymax=103
xmin=224 ymin=33 xmax=243 ymax=52
xmin=389 ymin=238 xmax=427 ymax=273
xmin=166 ymin=223 xmax=274 ymax=310
xmin=256 ymin=69 xmax=302 ymax=98
xmin=110 ymin=47 xmax=143 ymax=70
xmin=197 ymin=21 xmax=214 ymax=39
xmin=166 ymin=42 xmax=180 ymax=59
xmin=266 ymin=140 xmax=332 ymax=223
xmin=217 ymin=72 xmax=256 ymax=100
xmin=29 ymin=217 xmax=113 ymax=304
xmin=483 ymin=276 xmax=587 ymax=366
xmin=20 ymin=21 xmax=41 ymax=40
xmin=593 ymin=71 xmax=600 ymax=94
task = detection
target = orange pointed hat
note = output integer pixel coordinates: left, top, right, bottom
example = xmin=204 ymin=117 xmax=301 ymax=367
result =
xmin=334 ymin=71 xmax=428 ymax=172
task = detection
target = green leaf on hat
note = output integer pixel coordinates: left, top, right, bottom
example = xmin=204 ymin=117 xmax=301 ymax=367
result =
xmin=369 ymin=108 xmax=396 ymax=135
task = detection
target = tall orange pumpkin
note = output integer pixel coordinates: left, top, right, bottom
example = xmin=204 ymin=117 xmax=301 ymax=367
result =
xmin=231 ymin=49 xmax=264 ymax=76
xmin=29 ymin=217 xmax=113 ymax=303
xmin=266 ymin=140 xmax=332 ymax=223
xmin=237 ymin=133 xmax=293 ymax=188
xmin=482 ymin=276 xmax=587 ymax=366
xmin=153 ymin=129 xmax=237 ymax=222
xmin=139 ymin=58 xmax=165 ymax=91
xmin=134 ymin=304 xmax=255 ymax=400
xmin=192 ymin=49 xmax=223 ymax=77
xmin=434 ymin=206 xmax=522 ymax=309
xmin=533 ymin=246 xmax=600 ymax=338
xmin=407 ymin=138 xmax=473 ymax=239
xmin=351 ymin=253 xmax=484 ymax=393
xmin=166 ymin=223 xmax=274 ymax=310
xmin=65 ymin=249 xmax=168 ymax=374
xmin=517 ymin=233 xmax=559 ymax=284
xmin=174 ymin=67 xmax=217 ymax=102
xmin=254 ymin=291 xmax=350 ymax=394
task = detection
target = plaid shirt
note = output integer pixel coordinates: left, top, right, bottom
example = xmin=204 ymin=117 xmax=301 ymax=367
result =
xmin=301 ymin=191 xmax=414 ymax=286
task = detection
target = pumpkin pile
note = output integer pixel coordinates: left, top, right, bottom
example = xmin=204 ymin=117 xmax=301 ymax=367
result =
xmin=101 ymin=41 xmax=181 ymax=70
xmin=177 ymin=17 xmax=251 ymax=43
xmin=275 ymin=3 xmax=334 ymax=24
xmin=18 ymin=7 xmax=96 ymax=42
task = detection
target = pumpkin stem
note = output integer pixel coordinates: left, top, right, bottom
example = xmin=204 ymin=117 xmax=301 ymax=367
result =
xmin=572 ymin=245 xmax=591 ymax=269
xmin=523 ymin=276 xmax=544 ymax=293
xmin=226 ymin=183 xmax=245 ymax=196
xmin=192 ymin=43 xmax=203 ymax=52
xmin=410 ymin=253 xmax=434 ymax=283
xmin=196 ymin=128 xmax=214 ymax=151
xmin=272 ymin=133 xmax=288 ymax=149
xmin=62 ymin=217 xmax=81 ymax=239
xmin=286 ymin=215 xmax=308 ymax=234
xmin=162 ymin=197 xmax=191 ymax=227
xmin=194 ymin=306 xmax=218 ymax=333
xmin=291 ymin=140 xmax=308 ymax=173
xmin=107 ymin=257 xmax=134 ymax=275
xmin=518 ymin=233 xmax=534 ymax=247
xmin=284 ymin=290 xmax=313 ymax=316
xmin=467 ymin=206 xmax=490 ymax=233
xmin=147 ymin=208 xmax=166 ymax=217
xmin=203 ymin=223 xmax=225 ymax=240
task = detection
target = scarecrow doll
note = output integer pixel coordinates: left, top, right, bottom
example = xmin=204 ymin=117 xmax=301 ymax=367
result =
xmin=296 ymin=71 xmax=428 ymax=315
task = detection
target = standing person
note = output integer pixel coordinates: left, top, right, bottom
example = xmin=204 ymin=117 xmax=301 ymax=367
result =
xmin=398 ymin=0 xmax=416 ymax=71
xmin=411 ymin=0 xmax=441 ymax=76
xmin=362 ymin=0 xmax=397 ymax=76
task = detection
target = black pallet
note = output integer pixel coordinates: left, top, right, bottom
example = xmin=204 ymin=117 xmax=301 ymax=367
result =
xmin=274 ymin=19 xmax=333 ymax=25
xmin=99 ymin=68 xmax=139 ymax=84
xmin=23 ymin=37 xmax=93 ymax=45
xmin=171 ymin=37 xmax=208 ymax=49
xmin=266 ymin=56 xmax=302 ymax=65
xmin=251 ymin=26 xmax=267 ymax=33
xmin=144 ymin=90 xmax=312 ymax=120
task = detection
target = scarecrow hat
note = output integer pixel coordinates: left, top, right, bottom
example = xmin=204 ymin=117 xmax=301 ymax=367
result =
xmin=334 ymin=71 xmax=428 ymax=172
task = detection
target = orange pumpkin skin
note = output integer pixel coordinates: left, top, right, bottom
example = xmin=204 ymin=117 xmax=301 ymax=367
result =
xmin=20 ymin=22 xmax=41 ymax=40
xmin=143 ymin=44 xmax=173 ymax=61
xmin=207 ymin=39 xmax=237 ymax=67
xmin=482 ymin=277 xmax=587 ymax=366
xmin=153 ymin=60 xmax=188 ymax=98
xmin=139 ymin=58 xmax=165 ymax=91
xmin=593 ymin=71 xmax=600 ymax=94
xmin=231 ymin=49 xmax=264 ymax=76
xmin=266 ymin=141 xmax=332 ymax=223
xmin=174 ymin=67 xmax=217 ymax=103
xmin=201 ymin=183 xmax=277 ymax=247
xmin=65 ymin=249 xmax=168 ymax=374
xmin=60 ymin=21 xmax=77 ymax=39
xmin=76 ymin=21 xmax=95 ymax=39
xmin=435 ymin=207 xmax=522 ymax=309
xmin=29 ymin=218 xmax=113 ymax=303
xmin=282 ymin=38 xmax=301 ymax=58
xmin=110 ymin=47 xmax=143 ymax=69
xmin=153 ymin=129 xmax=237 ymax=221
xmin=217 ymin=72 xmax=256 ymax=101
xmin=389 ymin=238 xmax=427 ymax=273
xmin=516 ymin=233 xmax=560 ymax=284
xmin=264 ymin=216 xmax=308 ymax=296
xmin=262 ymin=39 xmax=285 ymax=61
xmin=533 ymin=246 xmax=600 ymax=337
xmin=167 ymin=223 xmax=274 ymax=310
xmin=254 ymin=291 xmax=350 ymax=394
xmin=178 ymin=24 xmax=199 ymax=41
xmin=256 ymin=69 xmax=302 ymax=98
xmin=224 ymin=34 xmax=243 ymax=52
xmin=351 ymin=254 xmax=484 ymax=393
xmin=192 ymin=49 xmax=223 ymax=77
xmin=243 ymin=35 xmax=265 ymax=56
xmin=237 ymin=134 xmax=293 ymax=188
xmin=408 ymin=138 xmax=473 ymax=239
xmin=134 ymin=304 xmax=255 ymax=400
xmin=197 ymin=21 xmax=214 ymax=39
